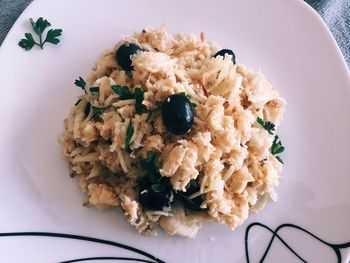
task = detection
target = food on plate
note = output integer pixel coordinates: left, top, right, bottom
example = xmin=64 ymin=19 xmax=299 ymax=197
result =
xmin=59 ymin=26 xmax=286 ymax=237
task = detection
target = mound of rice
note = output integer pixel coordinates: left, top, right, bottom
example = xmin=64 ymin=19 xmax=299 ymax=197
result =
xmin=59 ymin=27 xmax=286 ymax=237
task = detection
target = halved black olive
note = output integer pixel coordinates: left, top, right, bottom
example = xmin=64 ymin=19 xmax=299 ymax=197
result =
xmin=139 ymin=181 xmax=174 ymax=211
xmin=116 ymin=43 xmax=144 ymax=71
xmin=213 ymin=49 xmax=236 ymax=64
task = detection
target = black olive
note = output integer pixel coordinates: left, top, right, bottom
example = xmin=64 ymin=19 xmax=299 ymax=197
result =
xmin=139 ymin=182 xmax=174 ymax=211
xmin=162 ymin=94 xmax=194 ymax=135
xmin=116 ymin=43 xmax=144 ymax=71
xmin=213 ymin=49 xmax=236 ymax=64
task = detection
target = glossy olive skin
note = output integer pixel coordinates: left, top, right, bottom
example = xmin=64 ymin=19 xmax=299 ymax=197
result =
xmin=116 ymin=43 xmax=144 ymax=71
xmin=213 ymin=49 xmax=236 ymax=64
xmin=161 ymin=94 xmax=194 ymax=135
xmin=139 ymin=183 xmax=174 ymax=211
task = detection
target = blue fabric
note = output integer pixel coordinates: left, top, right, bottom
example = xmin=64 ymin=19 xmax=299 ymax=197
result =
xmin=305 ymin=0 xmax=350 ymax=68
xmin=0 ymin=0 xmax=349 ymax=68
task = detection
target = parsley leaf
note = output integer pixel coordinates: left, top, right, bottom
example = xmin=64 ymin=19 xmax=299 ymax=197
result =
xmin=74 ymin=77 xmax=87 ymax=94
xmin=90 ymin=87 xmax=100 ymax=93
xmin=140 ymin=152 xmax=158 ymax=181
xmin=271 ymin=135 xmax=285 ymax=164
xmin=92 ymin=105 xmax=112 ymax=121
xmin=30 ymin=17 xmax=51 ymax=35
xmin=74 ymin=99 xmax=82 ymax=106
xmin=135 ymin=87 xmax=148 ymax=114
xmin=271 ymin=135 xmax=285 ymax=155
xmin=146 ymin=107 xmax=161 ymax=122
xmin=275 ymin=156 xmax=284 ymax=164
xmin=44 ymin=28 xmax=62 ymax=45
xmin=19 ymin=17 xmax=62 ymax=50
xmin=18 ymin=33 xmax=36 ymax=50
xmin=257 ymin=118 xmax=284 ymax=163
xmin=257 ymin=117 xmax=275 ymax=135
xmin=124 ymin=121 xmax=134 ymax=150
xmin=111 ymin=85 xmax=134 ymax=100
xmin=84 ymin=102 xmax=91 ymax=118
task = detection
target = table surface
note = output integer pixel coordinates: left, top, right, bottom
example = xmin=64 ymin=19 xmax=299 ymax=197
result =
xmin=0 ymin=0 xmax=349 ymax=69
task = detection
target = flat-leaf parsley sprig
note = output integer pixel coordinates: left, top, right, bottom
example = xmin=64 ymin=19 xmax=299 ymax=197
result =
xmin=18 ymin=17 xmax=62 ymax=50
xmin=74 ymin=77 xmax=87 ymax=94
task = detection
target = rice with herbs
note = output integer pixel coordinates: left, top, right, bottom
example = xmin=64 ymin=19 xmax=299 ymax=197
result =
xmin=59 ymin=26 xmax=286 ymax=237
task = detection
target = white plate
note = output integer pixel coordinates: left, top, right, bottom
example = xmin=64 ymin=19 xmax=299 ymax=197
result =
xmin=0 ymin=0 xmax=350 ymax=262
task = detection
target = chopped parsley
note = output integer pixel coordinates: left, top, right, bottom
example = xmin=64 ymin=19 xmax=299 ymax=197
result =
xmin=146 ymin=107 xmax=161 ymax=122
xmin=91 ymin=105 xmax=112 ymax=121
xmin=110 ymin=85 xmax=159 ymax=117
xmin=271 ymin=135 xmax=285 ymax=164
xmin=75 ymin=77 xmax=87 ymax=94
xmin=89 ymin=87 xmax=99 ymax=93
xmin=135 ymin=87 xmax=148 ymax=114
xmin=275 ymin=156 xmax=284 ymax=164
xmin=124 ymin=121 xmax=134 ymax=150
xmin=257 ymin=117 xmax=275 ymax=135
xmin=18 ymin=17 xmax=62 ymax=50
xmin=140 ymin=152 xmax=159 ymax=182
xmin=74 ymin=99 xmax=82 ymax=106
xmin=257 ymin=118 xmax=284 ymax=164
xmin=271 ymin=135 xmax=285 ymax=155
xmin=84 ymin=102 xmax=91 ymax=118
xmin=111 ymin=85 xmax=133 ymax=100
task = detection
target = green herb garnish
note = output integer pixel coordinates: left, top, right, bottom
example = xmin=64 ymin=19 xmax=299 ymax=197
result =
xmin=18 ymin=17 xmax=62 ymax=50
xmin=75 ymin=77 xmax=87 ymax=94
xmin=257 ymin=118 xmax=284 ymax=163
xmin=91 ymin=105 xmax=112 ymax=121
xmin=135 ymin=87 xmax=148 ymax=114
xmin=146 ymin=107 xmax=161 ymax=122
xmin=84 ymin=102 xmax=91 ymax=118
xmin=90 ymin=87 xmax=99 ymax=93
xmin=124 ymin=121 xmax=134 ymax=150
xmin=275 ymin=156 xmax=284 ymax=164
xmin=140 ymin=152 xmax=159 ymax=182
xmin=111 ymin=85 xmax=134 ymax=100
xmin=257 ymin=117 xmax=275 ymax=135
xmin=271 ymin=135 xmax=285 ymax=164
xmin=18 ymin=33 xmax=36 ymax=51
xmin=271 ymin=135 xmax=284 ymax=155
xmin=74 ymin=99 xmax=82 ymax=106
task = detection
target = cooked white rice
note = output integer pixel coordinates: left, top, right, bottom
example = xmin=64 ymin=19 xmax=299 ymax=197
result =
xmin=59 ymin=26 xmax=286 ymax=237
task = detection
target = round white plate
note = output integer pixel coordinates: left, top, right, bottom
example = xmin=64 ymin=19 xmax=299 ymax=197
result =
xmin=0 ymin=0 xmax=349 ymax=262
